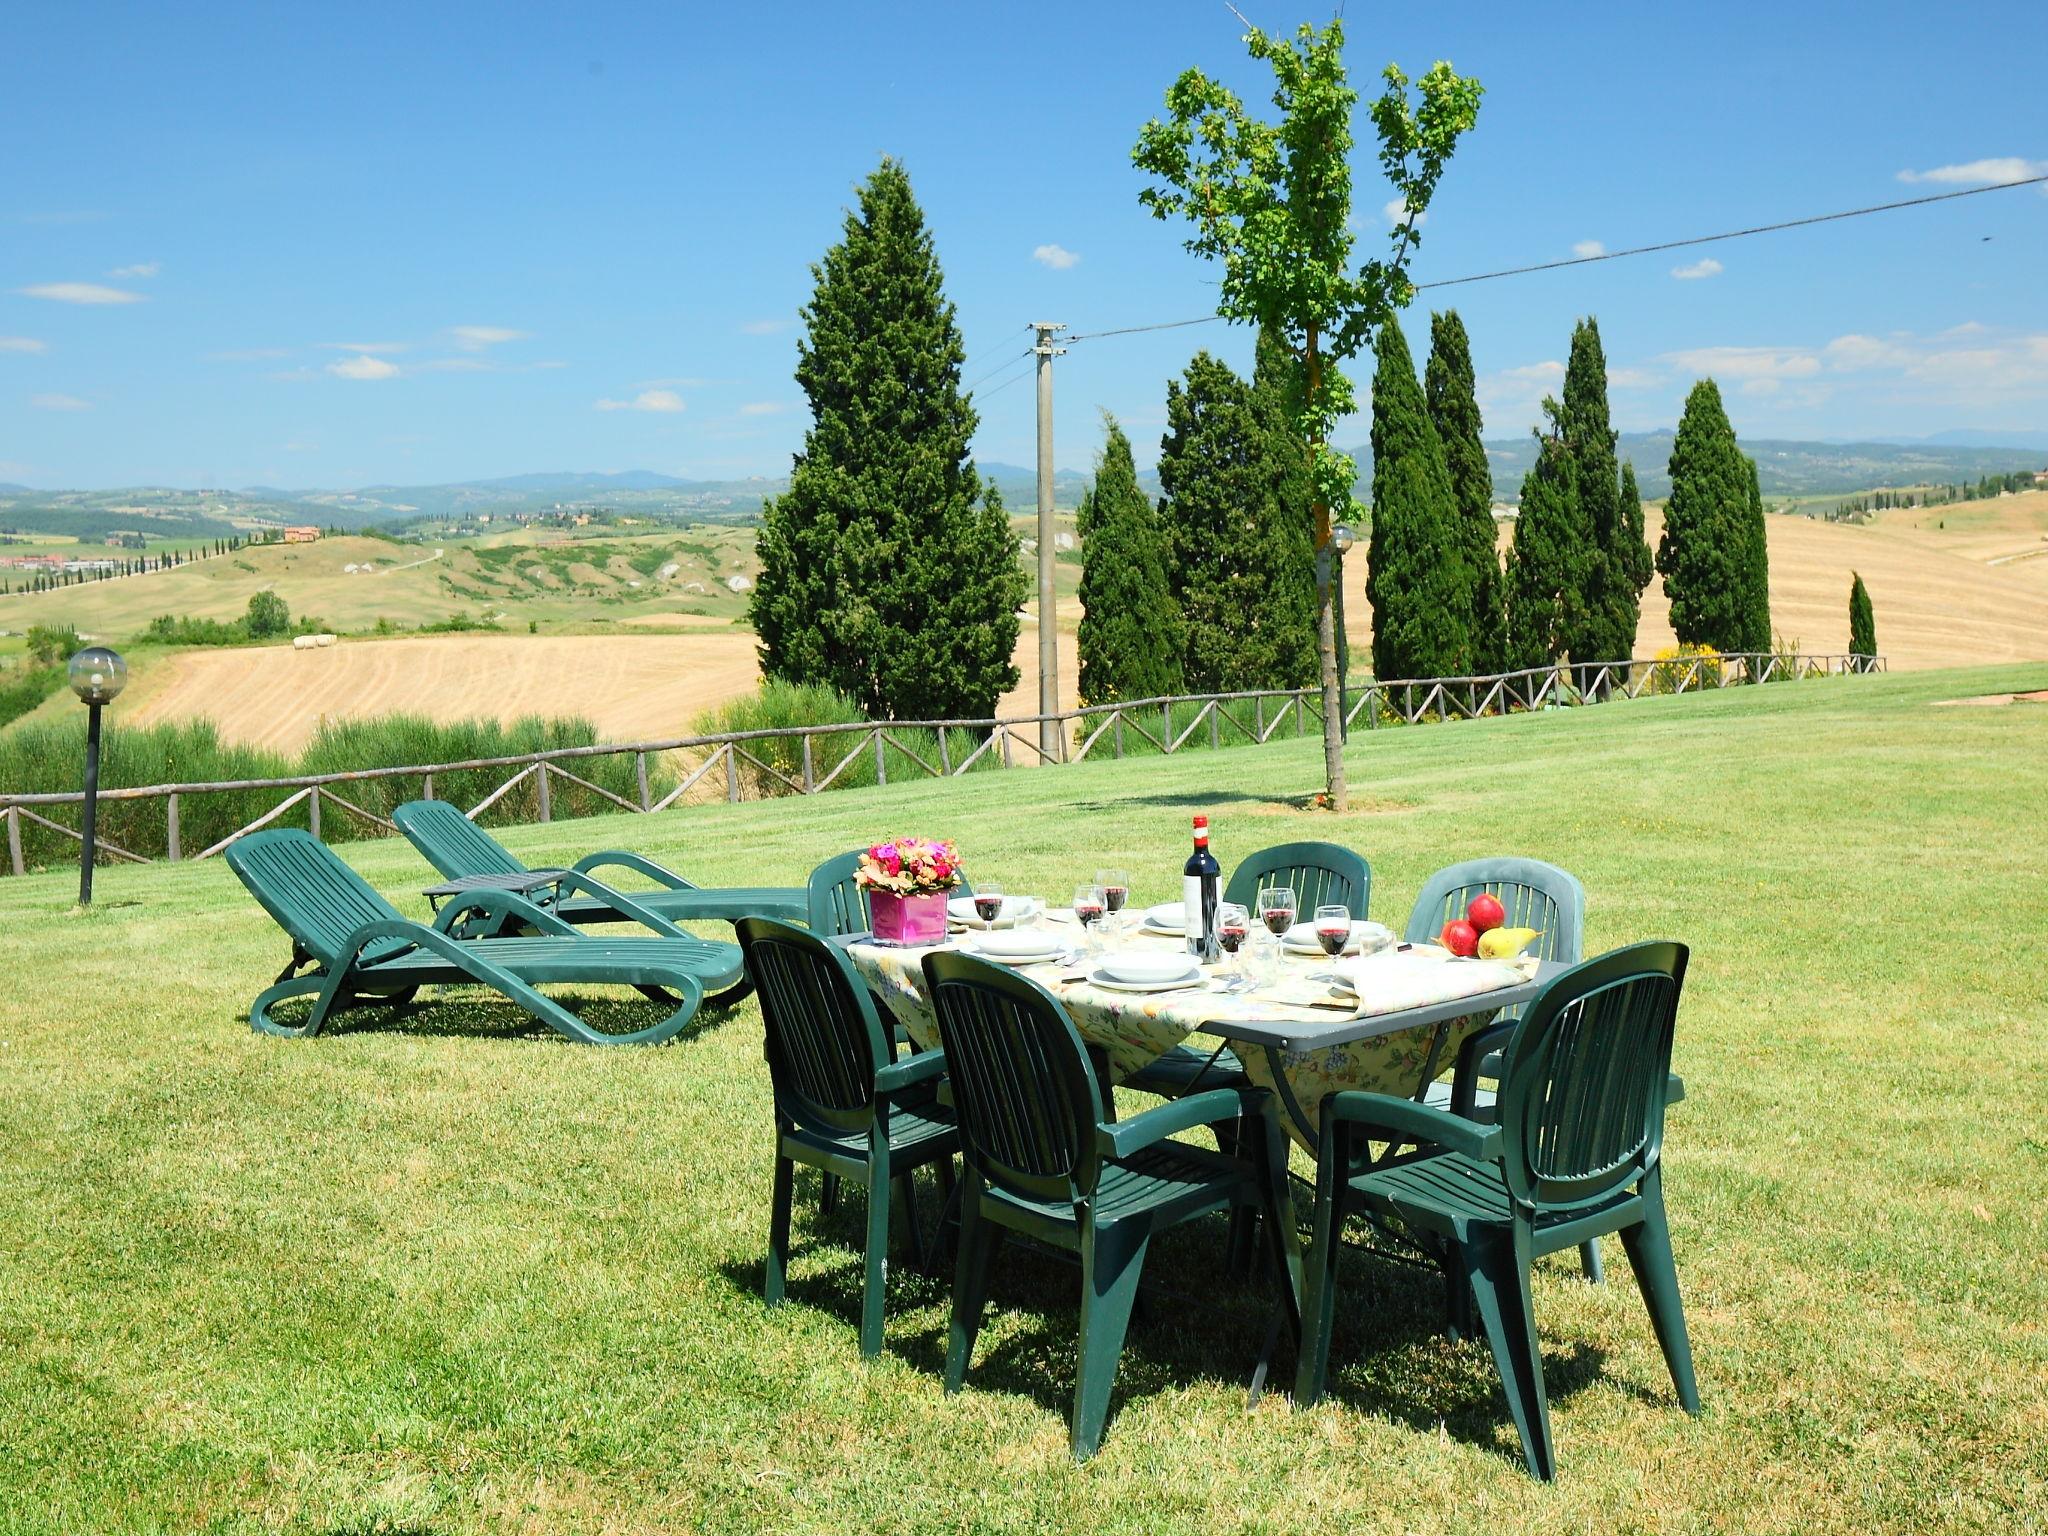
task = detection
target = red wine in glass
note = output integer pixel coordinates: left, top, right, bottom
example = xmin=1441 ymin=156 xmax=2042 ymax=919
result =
xmin=1316 ymin=923 xmax=1351 ymax=956
xmin=1102 ymin=885 xmax=1128 ymax=914
xmin=1218 ymin=921 xmax=1249 ymax=954
xmin=973 ymin=892 xmax=1003 ymax=923
xmin=1075 ymin=899 xmax=1105 ymax=928
xmin=1262 ymin=905 xmax=1295 ymax=937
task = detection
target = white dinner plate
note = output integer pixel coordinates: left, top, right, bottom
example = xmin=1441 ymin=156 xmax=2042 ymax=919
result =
xmin=1140 ymin=901 xmax=1186 ymax=935
xmin=1097 ymin=951 xmax=1196 ymax=985
xmin=1086 ymin=965 xmax=1205 ymax=994
xmin=962 ymin=930 xmax=1065 ymax=962
xmin=947 ymin=894 xmax=1042 ymax=929
xmin=1281 ymin=919 xmax=1393 ymax=956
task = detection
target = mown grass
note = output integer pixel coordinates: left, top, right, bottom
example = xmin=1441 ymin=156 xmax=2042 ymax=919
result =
xmin=2 ymin=664 xmax=2045 ymax=1534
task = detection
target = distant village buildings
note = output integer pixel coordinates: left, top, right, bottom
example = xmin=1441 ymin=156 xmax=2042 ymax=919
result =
xmin=282 ymin=525 xmax=322 ymax=543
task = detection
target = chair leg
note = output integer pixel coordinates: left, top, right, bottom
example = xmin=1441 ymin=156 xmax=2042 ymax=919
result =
xmin=1579 ymin=1238 xmax=1605 ymax=1285
xmin=820 ymin=1172 xmax=839 ymax=1216
xmin=1291 ymin=1133 xmax=1347 ymax=1408
xmin=765 ymin=1152 xmax=794 ymax=1307
xmin=1073 ymin=1220 xmax=1150 ymax=1460
xmin=859 ymin=1167 xmax=892 ymax=1359
xmin=891 ymin=1171 xmax=925 ymax=1271
xmin=1617 ymin=1168 xmax=1700 ymax=1414
xmin=1463 ymin=1227 xmax=1556 ymax=1481
xmin=944 ymin=1181 xmax=1000 ymax=1392
xmin=1251 ymin=1107 xmax=1302 ymax=1342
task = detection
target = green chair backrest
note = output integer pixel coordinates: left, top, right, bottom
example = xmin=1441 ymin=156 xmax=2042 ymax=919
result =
xmin=1224 ymin=841 xmax=1372 ymax=918
xmin=736 ymin=918 xmax=891 ymax=1138
xmin=805 ymin=848 xmax=974 ymax=937
xmin=393 ymin=799 xmax=528 ymax=879
xmin=1496 ymin=940 xmax=1687 ymax=1215
xmin=922 ymin=950 xmax=1104 ymax=1208
xmin=1404 ymin=857 xmax=1584 ymax=965
xmin=224 ymin=828 xmax=411 ymax=969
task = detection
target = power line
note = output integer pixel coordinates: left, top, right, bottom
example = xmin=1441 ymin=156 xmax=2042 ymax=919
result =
xmin=964 ymin=348 xmax=1033 ymax=394
xmin=975 ymin=365 xmax=1034 ymax=403
xmin=960 ymin=324 xmax=1032 ymax=377
xmin=1063 ymin=173 xmax=2047 ymax=343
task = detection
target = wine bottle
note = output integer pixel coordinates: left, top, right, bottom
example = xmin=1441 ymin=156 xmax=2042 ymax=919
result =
xmin=1183 ymin=814 xmax=1220 ymax=963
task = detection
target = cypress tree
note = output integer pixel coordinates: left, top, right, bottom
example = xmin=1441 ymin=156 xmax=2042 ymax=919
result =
xmin=1614 ymin=458 xmax=1651 ymax=655
xmin=1424 ymin=310 xmax=1505 ymax=673
xmin=1157 ymin=348 xmax=1316 ymax=692
xmin=1503 ymin=405 xmax=1586 ymax=670
xmin=1848 ymin=571 xmax=1876 ymax=659
xmin=1657 ymin=379 xmax=1753 ymax=652
xmin=1559 ymin=317 xmax=1636 ymax=678
xmin=1366 ymin=321 xmax=1473 ymax=681
xmin=1076 ymin=414 xmax=1181 ymax=705
xmin=751 ymin=157 xmax=1025 ymax=719
xmin=1740 ymin=456 xmax=1773 ymax=655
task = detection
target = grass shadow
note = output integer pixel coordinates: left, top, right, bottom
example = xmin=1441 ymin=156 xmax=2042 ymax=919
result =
xmin=253 ymin=984 xmax=745 ymax=1044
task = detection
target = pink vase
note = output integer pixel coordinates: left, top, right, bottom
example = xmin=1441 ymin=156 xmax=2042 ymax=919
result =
xmin=869 ymin=890 xmax=949 ymax=946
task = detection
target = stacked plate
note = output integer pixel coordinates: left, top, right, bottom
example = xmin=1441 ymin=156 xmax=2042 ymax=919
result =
xmin=948 ymin=894 xmax=1043 ymax=930
xmin=1281 ymin=919 xmax=1394 ymax=957
xmin=960 ymin=928 xmax=1066 ymax=966
xmin=1139 ymin=901 xmax=1187 ymax=937
xmin=1087 ymin=950 xmax=1205 ymax=994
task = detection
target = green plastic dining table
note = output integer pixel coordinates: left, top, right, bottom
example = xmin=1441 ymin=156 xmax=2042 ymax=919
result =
xmin=838 ymin=921 xmax=1556 ymax=1150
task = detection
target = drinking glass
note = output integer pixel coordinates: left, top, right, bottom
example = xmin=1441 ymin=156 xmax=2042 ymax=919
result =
xmin=1257 ymin=886 xmax=1298 ymax=940
xmin=1216 ymin=902 xmax=1252 ymax=991
xmin=1072 ymin=883 xmax=1106 ymax=956
xmin=972 ymin=881 xmax=1005 ymax=926
xmin=1095 ymin=867 xmax=1130 ymax=939
xmin=1314 ymin=903 xmax=1353 ymax=957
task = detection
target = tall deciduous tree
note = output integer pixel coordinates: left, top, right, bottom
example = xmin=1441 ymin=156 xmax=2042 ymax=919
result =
xmin=1424 ymin=310 xmax=1504 ymax=672
xmin=751 ymin=158 xmax=1025 ymax=719
xmin=1134 ymin=16 xmax=1482 ymax=809
xmin=1657 ymin=378 xmax=1753 ymax=653
xmin=1367 ymin=320 xmax=1473 ymax=680
xmin=1076 ymin=414 xmax=1181 ymax=705
xmin=1504 ymin=405 xmax=1588 ymax=671
xmin=1849 ymin=571 xmax=1876 ymax=658
xmin=1156 ymin=349 xmax=1317 ymax=693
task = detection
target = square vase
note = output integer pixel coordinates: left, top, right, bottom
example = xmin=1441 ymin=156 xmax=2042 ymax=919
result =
xmin=870 ymin=890 xmax=949 ymax=946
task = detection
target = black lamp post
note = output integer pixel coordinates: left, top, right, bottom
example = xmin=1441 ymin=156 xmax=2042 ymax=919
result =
xmin=67 ymin=645 xmax=126 ymax=906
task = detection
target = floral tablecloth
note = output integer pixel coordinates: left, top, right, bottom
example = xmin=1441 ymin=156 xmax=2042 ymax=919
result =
xmin=842 ymin=924 xmax=1537 ymax=1147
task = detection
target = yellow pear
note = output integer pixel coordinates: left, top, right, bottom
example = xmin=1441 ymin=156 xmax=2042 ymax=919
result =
xmin=1477 ymin=926 xmax=1542 ymax=960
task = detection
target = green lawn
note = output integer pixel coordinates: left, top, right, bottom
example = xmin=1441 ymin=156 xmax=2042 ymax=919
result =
xmin=2 ymin=665 xmax=2044 ymax=1534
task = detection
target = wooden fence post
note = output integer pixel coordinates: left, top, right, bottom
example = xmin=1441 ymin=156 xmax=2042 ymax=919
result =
xmin=635 ymin=752 xmax=651 ymax=811
xmin=307 ymin=786 xmax=322 ymax=840
xmin=5 ymin=807 xmax=21 ymax=878
xmin=874 ymin=728 xmax=887 ymax=786
xmin=166 ymin=793 xmax=181 ymax=862
xmin=536 ymin=762 xmax=552 ymax=822
xmin=938 ymin=729 xmax=952 ymax=776
xmin=726 ymin=745 xmax=740 ymax=804
xmin=801 ymin=735 xmax=816 ymax=793
xmin=422 ymin=772 xmax=435 ymax=801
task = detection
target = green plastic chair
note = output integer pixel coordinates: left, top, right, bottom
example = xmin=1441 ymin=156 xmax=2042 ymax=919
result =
xmin=737 ymin=918 xmax=959 ymax=1358
xmin=1293 ymin=941 xmax=1700 ymax=1480
xmin=224 ymin=829 xmax=741 ymax=1045
xmin=391 ymin=799 xmax=808 ymax=930
xmin=922 ymin=950 xmax=1302 ymax=1460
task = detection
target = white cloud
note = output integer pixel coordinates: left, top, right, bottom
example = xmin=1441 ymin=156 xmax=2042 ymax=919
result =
xmin=1740 ymin=378 xmax=1783 ymax=396
xmin=31 ymin=393 xmax=91 ymax=411
xmin=319 ymin=341 xmax=408 ymax=354
xmin=1664 ymin=345 xmax=1820 ymax=381
xmin=0 ymin=336 xmax=48 ymax=354
xmin=1572 ymin=239 xmax=1606 ymax=258
xmin=1671 ymin=258 xmax=1723 ymax=281
xmin=739 ymin=319 xmax=791 ymax=336
xmin=326 ymin=354 xmax=401 ymax=381
xmin=447 ymin=325 xmax=527 ymax=351
xmin=16 ymin=282 xmax=145 ymax=305
xmin=1606 ymin=366 xmax=1657 ymax=389
xmin=1474 ymin=360 xmax=1564 ymax=431
xmin=1896 ymin=156 xmax=2047 ymax=186
xmin=1383 ymin=198 xmax=1427 ymax=229
xmin=108 ymin=261 xmax=159 ymax=279
xmin=1032 ymin=243 xmax=1081 ymax=270
xmin=738 ymin=401 xmax=788 ymax=416
xmin=1819 ymin=334 xmax=1906 ymax=372
xmin=595 ymin=389 xmax=686 ymax=413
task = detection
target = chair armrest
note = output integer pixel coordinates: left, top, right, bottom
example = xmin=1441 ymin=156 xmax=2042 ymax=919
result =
xmin=1322 ymin=1091 xmax=1502 ymax=1163
xmin=1449 ymin=1018 xmax=1517 ymax=1118
xmin=430 ymin=889 xmax=582 ymax=937
xmin=874 ymin=1049 xmax=947 ymax=1095
xmin=1097 ymin=1087 xmax=1260 ymax=1161
xmin=547 ymin=870 xmax=689 ymax=938
xmin=570 ymin=850 xmax=698 ymax=891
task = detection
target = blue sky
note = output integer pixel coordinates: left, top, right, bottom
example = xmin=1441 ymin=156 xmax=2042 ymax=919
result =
xmin=3 ymin=0 xmax=2044 ymax=489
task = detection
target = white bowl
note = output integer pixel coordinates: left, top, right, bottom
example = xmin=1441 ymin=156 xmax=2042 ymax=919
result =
xmin=969 ymin=929 xmax=1063 ymax=960
xmin=1143 ymin=901 xmax=1186 ymax=932
xmin=1097 ymin=950 xmax=1197 ymax=985
xmin=947 ymin=894 xmax=1040 ymax=927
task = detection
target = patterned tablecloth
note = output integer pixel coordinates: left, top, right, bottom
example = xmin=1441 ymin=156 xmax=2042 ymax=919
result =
xmin=841 ymin=919 xmax=1542 ymax=1147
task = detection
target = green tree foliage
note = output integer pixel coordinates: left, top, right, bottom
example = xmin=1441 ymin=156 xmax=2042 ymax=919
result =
xmin=245 ymin=590 xmax=290 ymax=638
xmin=1615 ymin=459 xmax=1651 ymax=644
xmin=751 ymin=157 xmax=1025 ymax=720
xmin=1076 ymin=414 xmax=1182 ymax=705
xmin=1740 ymin=456 xmax=1774 ymax=654
xmin=1559 ymin=317 xmax=1645 ymax=670
xmin=1157 ymin=349 xmax=1317 ymax=692
xmin=1849 ymin=571 xmax=1877 ymax=658
xmin=1423 ymin=310 xmax=1503 ymax=672
xmin=1504 ymin=405 xmax=1589 ymax=670
xmin=25 ymin=624 xmax=83 ymax=666
xmin=1133 ymin=15 xmax=1482 ymax=808
xmin=1366 ymin=321 xmax=1473 ymax=680
xmin=1657 ymin=379 xmax=1755 ymax=651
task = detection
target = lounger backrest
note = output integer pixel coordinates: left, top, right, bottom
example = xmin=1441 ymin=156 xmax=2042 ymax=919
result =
xmin=225 ymin=829 xmax=411 ymax=968
xmin=392 ymin=799 xmax=528 ymax=879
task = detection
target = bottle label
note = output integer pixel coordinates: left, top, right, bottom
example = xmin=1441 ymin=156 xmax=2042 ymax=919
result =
xmin=1183 ymin=874 xmax=1219 ymax=961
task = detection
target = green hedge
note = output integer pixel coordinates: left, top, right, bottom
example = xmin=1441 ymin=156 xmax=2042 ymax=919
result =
xmin=0 ymin=664 xmax=64 ymax=731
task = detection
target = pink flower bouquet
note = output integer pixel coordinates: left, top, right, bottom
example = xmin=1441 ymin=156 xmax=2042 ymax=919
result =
xmin=855 ymin=836 xmax=963 ymax=897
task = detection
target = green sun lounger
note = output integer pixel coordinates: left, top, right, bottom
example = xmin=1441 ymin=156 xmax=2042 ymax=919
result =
xmin=391 ymin=799 xmax=808 ymax=932
xmin=224 ymin=828 xmax=743 ymax=1045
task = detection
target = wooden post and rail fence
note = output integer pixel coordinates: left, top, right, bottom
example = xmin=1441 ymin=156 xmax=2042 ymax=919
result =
xmin=0 ymin=650 xmax=1884 ymax=877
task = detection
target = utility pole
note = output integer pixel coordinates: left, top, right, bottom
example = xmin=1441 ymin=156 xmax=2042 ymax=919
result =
xmin=1032 ymin=321 xmax=1067 ymax=763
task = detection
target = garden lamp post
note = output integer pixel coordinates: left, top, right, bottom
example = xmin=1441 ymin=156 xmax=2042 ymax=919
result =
xmin=1323 ymin=523 xmax=1357 ymax=742
xmin=67 ymin=645 xmax=126 ymax=906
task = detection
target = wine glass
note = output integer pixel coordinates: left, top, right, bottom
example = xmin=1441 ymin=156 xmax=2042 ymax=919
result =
xmin=1216 ymin=902 xmax=1252 ymax=991
xmin=1072 ymin=882 xmax=1106 ymax=956
xmin=1257 ymin=886 xmax=1298 ymax=940
xmin=1095 ymin=867 xmax=1130 ymax=939
xmin=972 ymin=881 xmax=1005 ymax=927
xmin=1314 ymin=903 xmax=1353 ymax=957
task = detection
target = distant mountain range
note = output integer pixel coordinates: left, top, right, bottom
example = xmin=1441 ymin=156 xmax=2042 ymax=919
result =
xmin=3 ymin=436 xmax=2041 ymax=535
